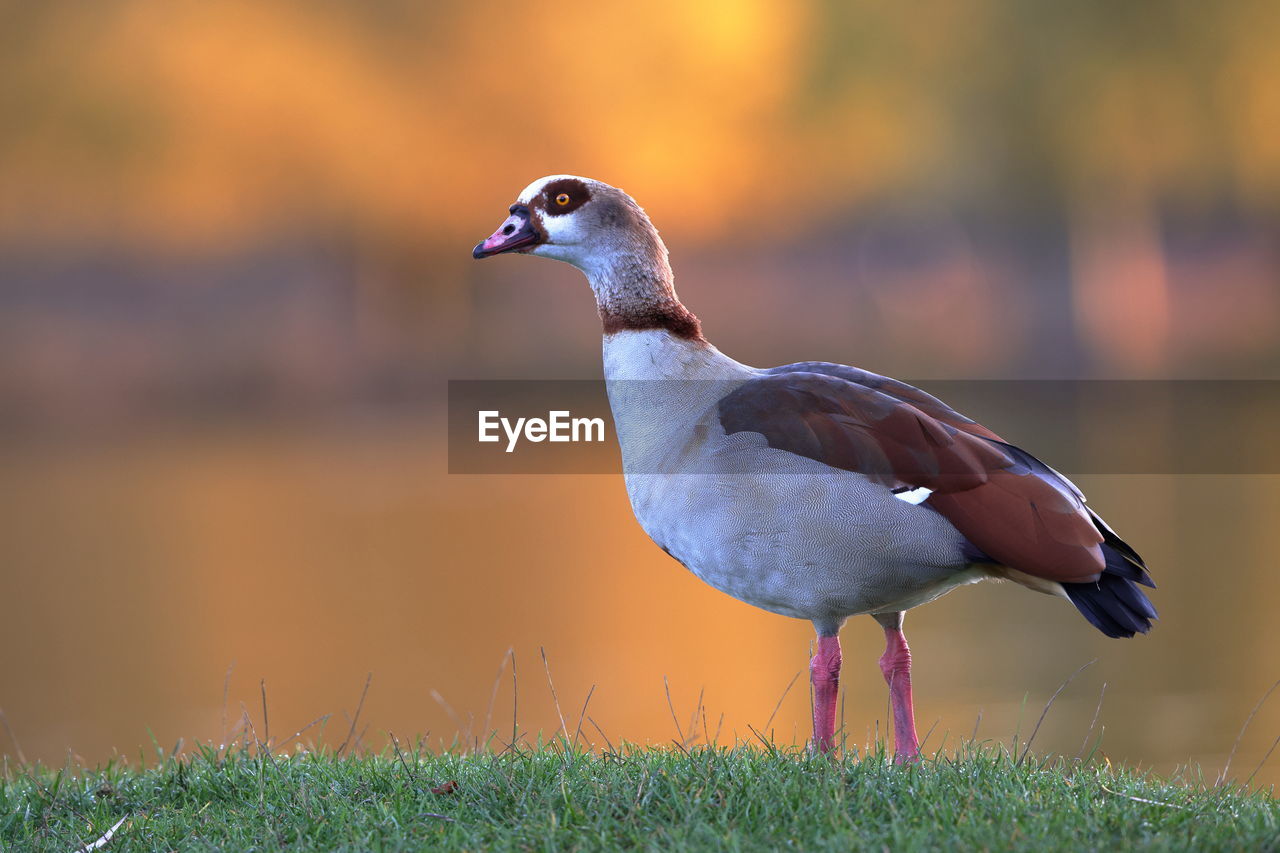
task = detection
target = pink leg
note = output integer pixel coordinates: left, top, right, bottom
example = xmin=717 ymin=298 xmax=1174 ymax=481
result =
xmin=809 ymin=634 xmax=842 ymax=754
xmin=877 ymin=616 xmax=919 ymax=763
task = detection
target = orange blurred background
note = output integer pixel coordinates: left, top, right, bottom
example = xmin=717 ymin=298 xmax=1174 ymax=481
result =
xmin=2 ymin=1 xmax=1279 ymax=785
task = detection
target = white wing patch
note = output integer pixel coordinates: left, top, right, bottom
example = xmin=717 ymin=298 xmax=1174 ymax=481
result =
xmin=893 ymin=486 xmax=934 ymax=505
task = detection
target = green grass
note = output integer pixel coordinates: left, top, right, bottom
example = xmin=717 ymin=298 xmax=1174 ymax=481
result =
xmin=3 ymin=740 xmax=1277 ymax=852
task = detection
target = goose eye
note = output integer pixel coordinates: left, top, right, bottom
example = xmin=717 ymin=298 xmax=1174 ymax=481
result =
xmin=555 ymin=193 xmax=570 ymax=206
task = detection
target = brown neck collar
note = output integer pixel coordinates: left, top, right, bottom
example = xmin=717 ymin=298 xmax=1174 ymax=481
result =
xmin=600 ymin=301 xmax=703 ymax=340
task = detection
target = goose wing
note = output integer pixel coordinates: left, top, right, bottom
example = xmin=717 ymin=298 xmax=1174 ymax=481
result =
xmin=718 ymin=365 xmax=1105 ymax=584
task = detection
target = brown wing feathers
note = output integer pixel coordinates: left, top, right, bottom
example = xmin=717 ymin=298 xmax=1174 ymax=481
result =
xmin=718 ymin=371 xmax=1106 ymax=584
xmin=723 ymin=376 xmax=1006 ymax=491
xmin=927 ymin=473 xmax=1104 ymax=582
xmin=763 ymin=362 xmax=1005 ymax=442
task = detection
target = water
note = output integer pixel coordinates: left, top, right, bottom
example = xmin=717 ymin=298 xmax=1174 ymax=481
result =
xmin=2 ymin=420 xmax=1277 ymax=787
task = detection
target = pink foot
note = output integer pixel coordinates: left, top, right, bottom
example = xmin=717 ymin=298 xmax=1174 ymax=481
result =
xmin=809 ymin=634 xmax=842 ymax=754
xmin=879 ymin=624 xmax=920 ymax=763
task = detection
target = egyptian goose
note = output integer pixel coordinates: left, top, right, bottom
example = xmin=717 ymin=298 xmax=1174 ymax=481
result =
xmin=473 ymin=176 xmax=1156 ymax=760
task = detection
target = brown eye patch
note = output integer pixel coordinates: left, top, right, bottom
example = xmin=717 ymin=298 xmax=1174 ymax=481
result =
xmin=541 ymin=178 xmax=591 ymax=216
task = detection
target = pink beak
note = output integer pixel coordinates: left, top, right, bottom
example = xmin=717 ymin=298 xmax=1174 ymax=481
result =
xmin=473 ymin=205 xmax=541 ymax=259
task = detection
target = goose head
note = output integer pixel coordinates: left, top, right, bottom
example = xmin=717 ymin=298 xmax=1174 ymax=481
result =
xmin=474 ymin=175 xmax=700 ymax=339
xmin=473 ymin=175 xmax=665 ymax=277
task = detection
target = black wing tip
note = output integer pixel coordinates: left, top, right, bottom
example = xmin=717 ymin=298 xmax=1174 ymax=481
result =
xmin=1089 ymin=508 xmax=1156 ymax=591
xmin=1063 ymin=562 xmax=1159 ymax=639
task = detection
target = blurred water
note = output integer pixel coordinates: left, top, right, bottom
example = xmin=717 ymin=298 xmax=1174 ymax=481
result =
xmin=3 ymin=423 xmax=1278 ymax=787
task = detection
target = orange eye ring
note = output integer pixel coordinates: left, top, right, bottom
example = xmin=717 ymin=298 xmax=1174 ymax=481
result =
xmin=555 ymin=193 xmax=570 ymax=206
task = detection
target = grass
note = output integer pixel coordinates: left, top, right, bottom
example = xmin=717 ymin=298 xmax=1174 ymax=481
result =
xmin=4 ymin=663 xmax=1279 ymax=850
xmin=2 ymin=738 xmax=1278 ymax=852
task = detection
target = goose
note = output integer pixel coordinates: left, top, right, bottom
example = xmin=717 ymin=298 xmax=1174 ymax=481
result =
xmin=472 ymin=175 xmax=1156 ymax=760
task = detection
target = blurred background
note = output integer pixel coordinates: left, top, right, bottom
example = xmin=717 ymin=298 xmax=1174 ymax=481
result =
xmin=3 ymin=1 xmax=1279 ymax=785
